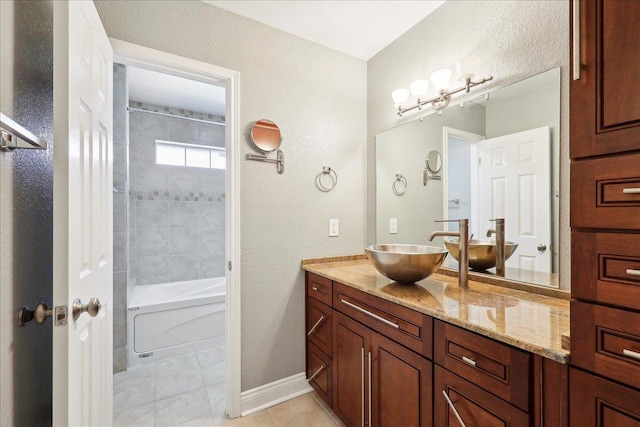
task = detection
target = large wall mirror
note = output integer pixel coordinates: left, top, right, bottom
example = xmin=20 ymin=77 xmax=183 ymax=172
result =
xmin=375 ymin=68 xmax=560 ymax=288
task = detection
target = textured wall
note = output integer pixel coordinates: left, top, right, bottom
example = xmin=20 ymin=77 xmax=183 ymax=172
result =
xmin=375 ymin=104 xmax=485 ymax=244
xmin=0 ymin=1 xmax=54 ymax=425
xmin=95 ymin=1 xmax=367 ymax=391
xmin=129 ymin=104 xmax=226 ymax=286
xmin=367 ymin=1 xmax=570 ymax=289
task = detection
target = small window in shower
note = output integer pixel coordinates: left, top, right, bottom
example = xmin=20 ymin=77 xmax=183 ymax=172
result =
xmin=155 ymin=140 xmax=226 ymax=169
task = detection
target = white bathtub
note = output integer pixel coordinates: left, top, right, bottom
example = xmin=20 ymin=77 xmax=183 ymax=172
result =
xmin=126 ymin=277 xmax=225 ymax=366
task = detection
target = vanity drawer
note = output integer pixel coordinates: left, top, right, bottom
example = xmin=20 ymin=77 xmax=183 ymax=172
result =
xmin=572 ymin=231 xmax=640 ymax=311
xmin=571 ymin=153 xmax=640 ymax=230
xmin=570 ymin=301 xmax=640 ymax=391
xmin=333 ymin=282 xmax=433 ymax=357
xmin=307 ymin=295 xmax=332 ymax=357
xmin=434 ymin=320 xmax=531 ymax=411
xmin=306 ymin=272 xmax=333 ymax=307
xmin=307 ymin=342 xmax=332 ymax=407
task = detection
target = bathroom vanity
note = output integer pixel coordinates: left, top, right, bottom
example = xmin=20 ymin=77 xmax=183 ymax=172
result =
xmin=302 ymin=255 xmax=569 ymax=427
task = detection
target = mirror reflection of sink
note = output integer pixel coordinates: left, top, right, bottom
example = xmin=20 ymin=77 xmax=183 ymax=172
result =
xmin=365 ymin=244 xmax=448 ymax=284
xmin=444 ymin=239 xmax=518 ymax=271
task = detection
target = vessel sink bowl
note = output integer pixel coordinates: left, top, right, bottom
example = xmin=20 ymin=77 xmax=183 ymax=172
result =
xmin=365 ymin=244 xmax=448 ymax=283
xmin=444 ymin=239 xmax=518 ymax=271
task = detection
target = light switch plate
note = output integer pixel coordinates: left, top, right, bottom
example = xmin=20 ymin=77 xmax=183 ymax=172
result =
xmin=390 ymin=218 xmax=397 ymax=234
xmin=329 ymin=218 xmax=339 ymax=237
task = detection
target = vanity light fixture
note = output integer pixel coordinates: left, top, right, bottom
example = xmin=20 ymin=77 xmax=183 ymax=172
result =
xmin=392 ymin=57 xmax=493 ymax=117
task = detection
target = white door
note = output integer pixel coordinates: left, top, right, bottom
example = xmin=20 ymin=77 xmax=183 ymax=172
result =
xmin=477 ymin=126 xmax=551 ymax=272
xmin=53 ymin=1 xmax=113 ymax=425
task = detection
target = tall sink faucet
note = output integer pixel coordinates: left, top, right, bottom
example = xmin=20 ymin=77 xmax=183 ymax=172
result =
xmin=486 ymin=218 xmax=505 ymax=276
xmin=429 ymin=219 xmax=469 ymax=288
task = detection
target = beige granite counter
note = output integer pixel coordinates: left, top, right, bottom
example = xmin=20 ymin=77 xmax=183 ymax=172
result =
xmin=302 ymin=256 xmax=570 ymax=364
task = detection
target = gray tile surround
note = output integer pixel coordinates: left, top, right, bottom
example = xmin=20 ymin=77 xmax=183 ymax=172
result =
xmin=129 ymin=103 xmax=225 ymax=286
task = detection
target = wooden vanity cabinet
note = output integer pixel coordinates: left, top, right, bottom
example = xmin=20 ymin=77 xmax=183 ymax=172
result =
xmin=305 ymin=275 xmax=568 ymax=426
xmin=333 ymin=306 xmax=432 ymax=427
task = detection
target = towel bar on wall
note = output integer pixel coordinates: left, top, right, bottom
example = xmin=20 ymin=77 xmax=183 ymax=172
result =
xmin=0 ymin=113 xmax=47 ymax=151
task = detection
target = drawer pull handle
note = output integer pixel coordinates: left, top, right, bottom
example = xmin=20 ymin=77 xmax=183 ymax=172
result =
xmin=307 ymin=315 xmax=326 ymax=336
xmin=308 ymin=364 xmax=325 ymax=382
xmin=622 ymin=349 xmax=640 ymax=361
xmin=312 ymin=286 xmax=319 ymax=291
xmin=626 ymin=269 xmax=640 ymax=277
xmin=572 ymin=0 xmax=580 ymax=81
xmin=442 ymin=390 xmax=467 ymax=427
xmin=622 ymin=188 xmax=640 ymax=194
xmin=461 ymin=356 xmax=477 ymax=367
xmin=340 ymin=299 xmax=400 ymax=329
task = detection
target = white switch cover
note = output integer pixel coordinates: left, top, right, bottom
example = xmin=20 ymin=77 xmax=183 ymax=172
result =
xmin=329 ymin=219 xmax=339 ymax=237
xmin=390 ymin=218 xmax=397 ymax=234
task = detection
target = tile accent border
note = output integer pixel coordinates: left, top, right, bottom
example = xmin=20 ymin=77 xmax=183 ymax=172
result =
xmin=239 ymin=372 xmax=313 ymax=417
xmin=130 ymin=101 xmax=225 ymax=124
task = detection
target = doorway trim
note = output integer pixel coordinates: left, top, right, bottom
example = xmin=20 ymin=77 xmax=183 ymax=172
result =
xmin=442 ymin=126 xmax=485 ymax=238
xmin=111 ymin=39 xmax=242 ymax=418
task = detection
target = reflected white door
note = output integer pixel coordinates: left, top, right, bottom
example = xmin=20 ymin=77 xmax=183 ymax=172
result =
xmin=53 ymin=1 xmax=113 ymax=425
xmin=477 ymin=126 xmax=551 ymax=272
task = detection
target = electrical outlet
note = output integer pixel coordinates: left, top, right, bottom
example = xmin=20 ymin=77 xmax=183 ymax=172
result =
xmin=390 ymin=218 xmax=397 ymax=234
xmin=329 ymin=219 xmax=339 ymax=237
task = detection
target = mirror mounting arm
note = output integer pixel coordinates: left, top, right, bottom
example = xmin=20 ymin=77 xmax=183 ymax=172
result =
xmin=246 ymin=150 xmax=284 ymax=174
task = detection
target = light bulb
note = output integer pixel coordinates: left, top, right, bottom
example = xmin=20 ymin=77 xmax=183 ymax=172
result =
xmin=391 ymin=88 xmax=410 ymax=105
xmin=409 ymin=80 xmax=429 ymax=97
xmin=456 ymin=56 xmax=480 ymax=82
xmin=430 ymin=69 xmax=452 ymax=92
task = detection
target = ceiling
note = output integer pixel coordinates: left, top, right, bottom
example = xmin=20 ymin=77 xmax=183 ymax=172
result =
xmin=127 ymin=1 xmax=446 ymax=117
xmin=204 ymin=1 xmax=446 ymax=61
xmin=127 ymin=66 xmax=226 ymax=117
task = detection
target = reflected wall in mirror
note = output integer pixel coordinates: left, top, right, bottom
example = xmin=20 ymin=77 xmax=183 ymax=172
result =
xmin=375 ymin=68 xmax=560 ymax=287
xmin=250 ymin=119 xmax=282 ymax=153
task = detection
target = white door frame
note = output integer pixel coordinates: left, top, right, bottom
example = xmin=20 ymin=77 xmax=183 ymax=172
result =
xmin=110 ymin=39 xmax=242 ymax=418
xmin=442 ymin=126 xmax=485 ymax=238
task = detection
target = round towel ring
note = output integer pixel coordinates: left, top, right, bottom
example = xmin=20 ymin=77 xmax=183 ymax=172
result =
xmin=393 ymin=174 xmax=407 ymax=196
xmin=316 ymin=166 xmax=338 ymax=192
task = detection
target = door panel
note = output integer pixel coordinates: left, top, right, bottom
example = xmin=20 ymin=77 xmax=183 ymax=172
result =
xmin=372 ymin=334 xmax=432 ymax=427
xmin=53 ymin=1 xmax=113 ymax=425
xmin=333 ymin=312 xmax=370 ymax=427
xmin=478 ymin=126 xmax=551 ymax=272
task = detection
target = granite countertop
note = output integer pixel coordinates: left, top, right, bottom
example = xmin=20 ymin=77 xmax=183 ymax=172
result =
xmin=302 ymin=255 xmax=570 ymax=364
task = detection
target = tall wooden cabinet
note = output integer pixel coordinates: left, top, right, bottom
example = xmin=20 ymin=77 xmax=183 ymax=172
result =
xmin=570 ymin=0 xmax=640 ymax=425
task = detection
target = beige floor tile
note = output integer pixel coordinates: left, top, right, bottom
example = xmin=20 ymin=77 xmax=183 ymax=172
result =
xmin=229 ymin=410 xmax=276 ymax=426
xmin=268 ymin=394 xmax=320 ymax=424
xmin=276 ymin=407 xmax=338 ymax=427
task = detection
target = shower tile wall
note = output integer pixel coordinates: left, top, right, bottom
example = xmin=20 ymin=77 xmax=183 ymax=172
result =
xmin=129 ymin=102 xmax=226 ymax=287
xmin=113 ymin=63 xmax=129 ymax=373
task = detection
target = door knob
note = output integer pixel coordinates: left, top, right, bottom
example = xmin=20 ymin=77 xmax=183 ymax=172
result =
xmin=72 ymin=297 xmax=101 ymax=320
xmin=537 ymin=244 xmax=547 ymax=252
xmin=18 ymin=303 xmax=51 ymax=326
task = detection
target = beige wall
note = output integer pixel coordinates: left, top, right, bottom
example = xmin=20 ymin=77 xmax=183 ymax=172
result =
xmin=94 ymin=0 xmax=367 ymax=391
xmin=367 ymin=1 xmax=570 ymax=289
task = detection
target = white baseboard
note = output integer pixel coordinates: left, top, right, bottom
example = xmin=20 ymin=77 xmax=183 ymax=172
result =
xmin=240 ymin=372 xmax=313 ymax=417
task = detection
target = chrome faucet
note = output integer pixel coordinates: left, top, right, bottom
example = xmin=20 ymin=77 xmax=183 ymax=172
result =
xmin=486 ymin=218 xmax=505 ymax=276
xmin=429 ymin=219 xmax=469 ymax=288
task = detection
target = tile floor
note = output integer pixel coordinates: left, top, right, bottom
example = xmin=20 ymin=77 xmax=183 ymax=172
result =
xmin=113 ymin=346 xmax=343 ymax=426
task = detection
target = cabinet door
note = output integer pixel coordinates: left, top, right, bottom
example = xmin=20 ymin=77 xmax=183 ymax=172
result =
xmin=570 ymin=0 xmax=640 ymax=158
xmin=434 ymin=366 xmax=529 ymax=427
xmin=333 ymin=312 xmax=371 ymax=427
xmin=372 ymin=334 xmax=432 ymax=427
xmin=570 ymin=368 xmax=640 ymax=426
